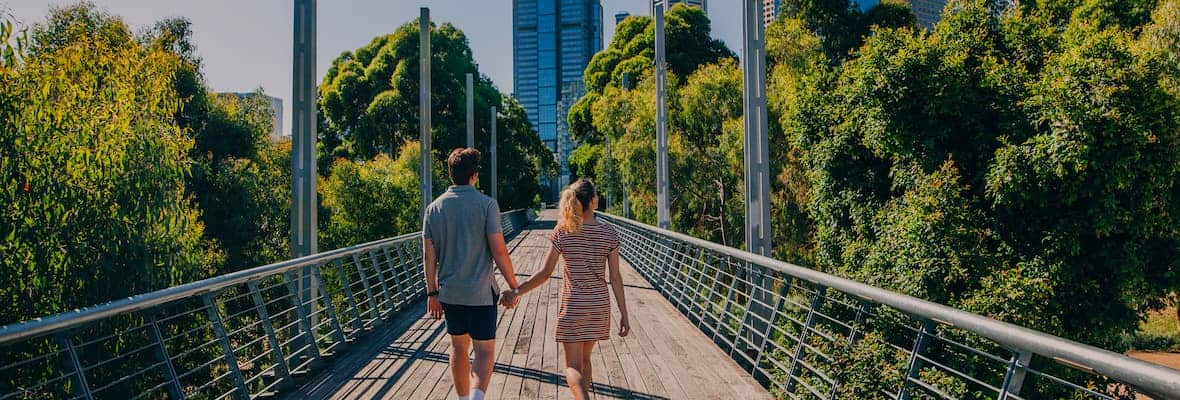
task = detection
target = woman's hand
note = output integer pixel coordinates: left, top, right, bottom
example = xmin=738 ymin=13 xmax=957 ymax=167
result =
xmin=618 ymin=315 xmax=630 ymax=337
xmin=500 ymin=289 xmax=519 ymax=308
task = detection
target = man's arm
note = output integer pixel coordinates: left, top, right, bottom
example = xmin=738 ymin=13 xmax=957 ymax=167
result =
xmin=423 ymin=238 xmax=442 ymax=319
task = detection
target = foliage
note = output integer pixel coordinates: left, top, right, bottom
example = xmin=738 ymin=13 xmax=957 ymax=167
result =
xmin=317 ymin=18 xmax=552 ymax=211
xmin=320 ymin=142 xmax=426 ymax=250
xmin=0 ymin=20 xmax=217 ymax=324
xmin=569 ymin=4 xmax=734 ymax=144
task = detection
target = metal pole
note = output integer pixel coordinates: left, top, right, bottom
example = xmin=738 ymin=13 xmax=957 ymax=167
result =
xmin=420 ymin=8 xmax=432 ymax=217
xmin=466 ymin=73 xmax=475 ymax=148
xmin=292 ymin=0 xmax=318 ymax=315
xmin=621 ymin=72 xmax=631 ymax=218
xmin=491 ymin=106 xmax=498 ymax=201
xmin=654 ymin=3 xmax=670 ymax=230
xmin=742 ymin=0 xmax=772 ymax=257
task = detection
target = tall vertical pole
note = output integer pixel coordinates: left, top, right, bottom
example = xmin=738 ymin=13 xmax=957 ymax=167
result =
xmin=743 ymin=0 xmax=771 ymax=257
xmin=743 ymin=0 xmax=775 ymax=355
xmin=419 ymin=8 xmax=432 ymax=218
xmin=621 ymin=72 xmax=632 ymax=219
xmin=292 ymin=0 xmax=318 ymax=312
xmin=654 ymin=3 xmax=670 ymax=230
xmin=466 ymin=73 xmax=475 ymax=148
xmin=491 ymin=106 xmax=498 ymax=202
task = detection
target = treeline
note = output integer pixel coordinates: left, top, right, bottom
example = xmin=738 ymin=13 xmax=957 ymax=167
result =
xmin=0 ymin=2 xmax=552 ymax=326
xmin=570 ymin=0 xmax=1180 ymax=394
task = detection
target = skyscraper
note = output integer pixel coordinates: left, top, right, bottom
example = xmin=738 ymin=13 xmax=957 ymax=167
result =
xmin=513 ymin=0 xmax=603 ymax=192
xmin=762 ymin=0 xmax=779 ymax=27
xmin=652 ymin=0 xmax=707 ymax=15
xmin=615 ymin=10 xmax=631 ymax=24
xmin=909 ymin=0 xmax=947 ymax=28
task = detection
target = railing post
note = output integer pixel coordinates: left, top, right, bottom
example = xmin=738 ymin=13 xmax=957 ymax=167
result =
xmin=368 ymin=249 xmax=395 ymax=316
xmin=147 ymin=313 xmax=186 ymax=400
xmin=312 ymin=265 xmax=348 ymax=347
xmin=201 ymin=294 xmax=250 ymax=400
xmin=716 ymin=258 xmax=738 ymax=343
xmin=753 ymin=278 xmax=789 ymax=373
xmin=898 ymin=319 xmax=936 ymax=400
xmin=352 ymin=254 xmax=383 ymax=324
xmin=248 ymin=280 xmax=293 ymax=390
xmin=385 ymin=246 xmax=407 ymax=309
xmin=998 ymin=350 xmax=1032 ymax=399
xmin=333 ymin=259 xmax=364 ymax=333
xmin=284 ymin=271 xmax=324 ymax=369
xmin=394 ymin=243 xmax=411 ymax=298
xmin=785 ymin=286 xmax=827 ymax=393
xmin=55 ymin=332 xmax=93 ymax=400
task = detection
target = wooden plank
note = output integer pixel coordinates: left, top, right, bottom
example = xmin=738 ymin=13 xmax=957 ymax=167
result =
xmin=300 ymin=211 xmax=773 ymax=400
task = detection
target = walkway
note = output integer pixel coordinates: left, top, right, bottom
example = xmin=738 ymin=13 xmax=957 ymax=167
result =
xmin=290 ymin=211 xmax=772 ymax=399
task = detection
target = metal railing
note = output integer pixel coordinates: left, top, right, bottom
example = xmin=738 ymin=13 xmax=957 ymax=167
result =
xmin=0 ymin=209 xmax=535 ymax=400
xmin=598 ymin=213 xmax=1180 ymax=400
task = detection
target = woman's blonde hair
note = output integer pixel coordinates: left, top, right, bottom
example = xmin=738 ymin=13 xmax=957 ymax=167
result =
xmin=557 ymin=179 xmax=597 ymax=233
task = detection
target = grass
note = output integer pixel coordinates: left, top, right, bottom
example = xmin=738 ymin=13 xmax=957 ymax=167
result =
xmin=1120 ymin=307 xmax=1180 ymax=352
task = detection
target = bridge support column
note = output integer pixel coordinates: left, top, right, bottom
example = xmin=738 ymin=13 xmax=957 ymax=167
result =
xmin=292 ymin=0 xmax=319 ymax=328
xmin=491 ymin=106 xmax=498 ymax=201
xmin=419 ymin=7 xmax=433 ymax=218
xmin=654 ymin=3 xmax=670 ymax=230
xmin=466 ymin=73 xmax=474 ymax=148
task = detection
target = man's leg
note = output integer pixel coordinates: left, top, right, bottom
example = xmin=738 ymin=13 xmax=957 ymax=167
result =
xmin=470 ymin=339 xmax=496 ymax=399
xmin=450 ymin=334 xmax=473 ymax=398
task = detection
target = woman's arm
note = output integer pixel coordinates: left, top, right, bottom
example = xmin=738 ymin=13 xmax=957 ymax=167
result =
xmin=607 ymin=248 xmax=630 ymax=337
xmin=502 ymin=245 xmax=560 ymax=305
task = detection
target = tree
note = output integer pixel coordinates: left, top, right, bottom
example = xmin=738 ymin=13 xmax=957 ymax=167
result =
xmin=0 ymin=14 xmax=217 ymax=324
xmin=318 ymin=18 xmax=552 ymax=211
xmin=569 ymin=5 xmax=734 ymax=144
xmin=320 ymin=142 xmax=428 ymax=250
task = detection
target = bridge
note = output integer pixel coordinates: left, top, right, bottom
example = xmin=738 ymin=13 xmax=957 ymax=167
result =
xmin=1 ymin=209 xmax=1179 ymax=400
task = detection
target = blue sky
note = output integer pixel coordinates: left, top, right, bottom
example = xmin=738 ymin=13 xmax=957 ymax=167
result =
xmin=3 ymin=0 xmax=755 ymax=136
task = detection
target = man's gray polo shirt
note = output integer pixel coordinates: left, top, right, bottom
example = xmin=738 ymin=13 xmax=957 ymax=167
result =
xmin=422 ymin=185 xmax=502 ymax=306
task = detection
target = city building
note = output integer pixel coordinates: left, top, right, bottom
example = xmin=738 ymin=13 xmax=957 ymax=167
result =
xmin=763 ymin=0 xmax=779 ymax=27
xmin=219 ymin=92 xmax=284 ymax=138
xmin=615 ymin=10 xmax=631 ymax=25
xmin=513 ymin=0 xmax=603 ymax=195
xmin=652 ymin=0 xmax=707 ymax=15
xmin=856 ymin=0 xmax=880 ymax=11
xmin=909 ymin=0 xmax=947 ymax=29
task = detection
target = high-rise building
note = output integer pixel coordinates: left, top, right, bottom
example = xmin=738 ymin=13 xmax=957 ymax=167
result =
xmin=763 ymin=0 xmax=779 ymax=27
xmin=909 ymin=0 xmax=947 ymax=29
xmin=652 ymin=0 xmax=707 ymax=15
xmin=615 ymin=10 xmax=631 ymax=24
xmin=513 ymin=0 xmax=603 ymax=193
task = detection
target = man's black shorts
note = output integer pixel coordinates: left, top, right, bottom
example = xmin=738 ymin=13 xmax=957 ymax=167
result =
xmin=441 ymin=298 xmax=498 ymax=340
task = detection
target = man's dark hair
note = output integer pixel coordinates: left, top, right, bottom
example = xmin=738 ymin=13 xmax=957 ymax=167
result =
xmin=447 ymin=148 xmax=481 ymax=185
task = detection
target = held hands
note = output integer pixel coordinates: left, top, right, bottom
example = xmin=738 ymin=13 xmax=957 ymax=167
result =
xmin=499 ymin=288 xmax=520 ymax=308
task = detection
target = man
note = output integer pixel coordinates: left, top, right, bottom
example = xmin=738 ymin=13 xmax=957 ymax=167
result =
xmin=422 ymin=148 xmax=520 ymax=400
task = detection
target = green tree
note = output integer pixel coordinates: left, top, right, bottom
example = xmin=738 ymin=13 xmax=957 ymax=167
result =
xmin=0 ymin=16 xmax=216 ymax=324
xmin=320 ymin=142 xmax=428 ymax=250
xmin=318 ymin=18 xmax=552 ymax=211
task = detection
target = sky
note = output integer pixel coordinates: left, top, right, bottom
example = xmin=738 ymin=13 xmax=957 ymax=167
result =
xmin=2 ymin=0 xmax=753 ymax=136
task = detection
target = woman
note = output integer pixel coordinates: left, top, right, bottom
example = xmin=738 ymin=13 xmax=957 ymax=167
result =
xmin=502 ymin=179 xmax=630 ymax=399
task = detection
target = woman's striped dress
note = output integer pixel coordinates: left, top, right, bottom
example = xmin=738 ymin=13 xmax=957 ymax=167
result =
xmin=550 ymin=221 xmax=620 ymax=343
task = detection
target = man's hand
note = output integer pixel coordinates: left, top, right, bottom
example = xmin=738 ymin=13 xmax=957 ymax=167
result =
xmin=499 ymin=289 xmax=519 ymax=308
xmin=427 ymin=296 xmax=443 ymax=319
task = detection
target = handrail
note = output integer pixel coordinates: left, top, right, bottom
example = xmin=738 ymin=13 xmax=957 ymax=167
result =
xmin=0 ymin=208 xmax=530 ymax=345
xmin=0 ymin=208 xmax=536 ymax=400
xmin=597 ymin=211 xmax=1180 ymax=398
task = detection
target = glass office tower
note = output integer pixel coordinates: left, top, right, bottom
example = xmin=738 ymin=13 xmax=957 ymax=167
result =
xmin=513 ymin=0 xmax=603 ymax=179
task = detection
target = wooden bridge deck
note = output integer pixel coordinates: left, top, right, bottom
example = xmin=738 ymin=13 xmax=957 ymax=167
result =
xmin=290 ymin=211 xmax=772 ymax=399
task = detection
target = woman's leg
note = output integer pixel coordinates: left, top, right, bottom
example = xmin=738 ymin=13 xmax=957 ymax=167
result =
xmin=580 ymin=341 xmax=597 ymax=396
xmin=562 ymin=341 xmax=591 ymax=400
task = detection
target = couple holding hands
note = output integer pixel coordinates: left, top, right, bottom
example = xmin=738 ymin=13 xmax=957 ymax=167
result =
xmin=422 ymin=148 xmax=630 ymax=400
